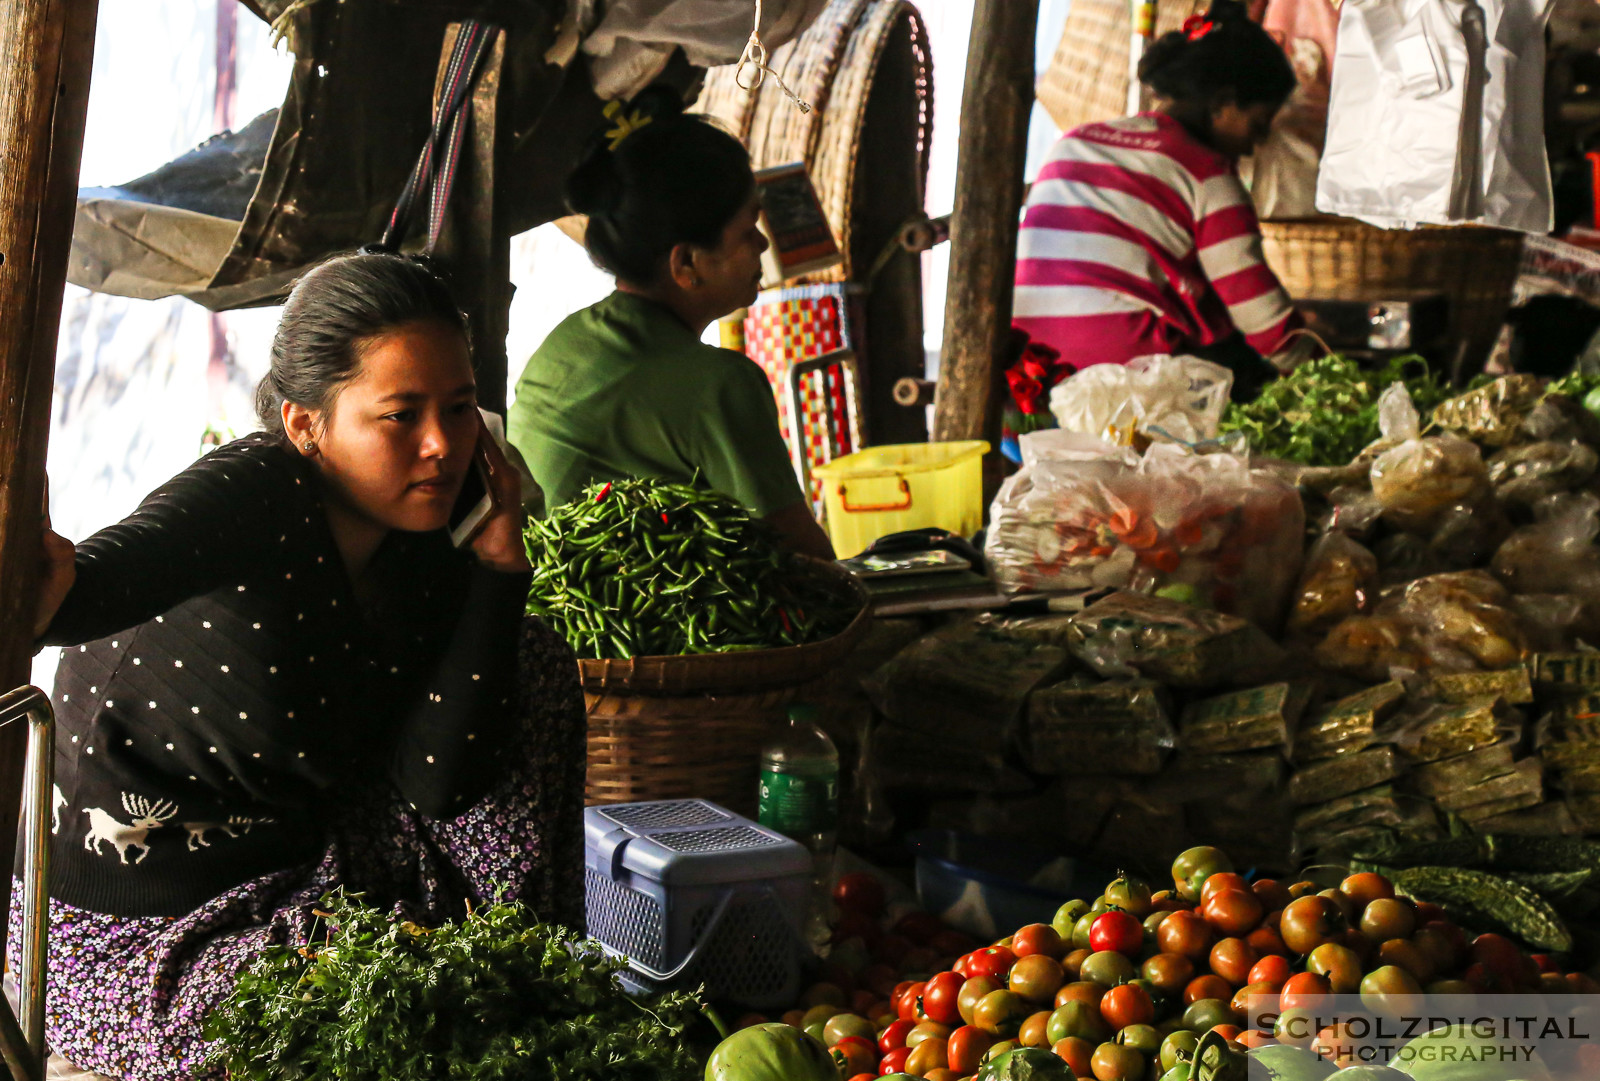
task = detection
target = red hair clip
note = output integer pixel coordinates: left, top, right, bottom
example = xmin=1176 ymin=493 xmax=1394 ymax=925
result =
xmin=1182 ymin=15 xmax=1216 ymax=40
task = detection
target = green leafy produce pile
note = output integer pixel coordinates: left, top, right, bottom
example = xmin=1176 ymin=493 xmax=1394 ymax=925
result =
xmin=523 ymin=478 xmax=860 ymax=659
xmin=1218 ymin=354 xmax=1453 ymax=466
xmin=1547 ymin=366 xmax=1600 ymax=402
xmin=205 ymin=892 xmax=705 ymax=1081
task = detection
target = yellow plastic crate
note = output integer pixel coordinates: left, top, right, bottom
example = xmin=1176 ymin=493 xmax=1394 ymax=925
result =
xmin=812 ymin=441 xmax=989 ymax=558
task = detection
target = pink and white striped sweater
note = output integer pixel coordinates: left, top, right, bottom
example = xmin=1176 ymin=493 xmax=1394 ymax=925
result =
xmin=1012 ymin=113 xmax=1300 ymax=370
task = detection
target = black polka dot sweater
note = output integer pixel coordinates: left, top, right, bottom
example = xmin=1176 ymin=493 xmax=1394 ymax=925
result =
xmin=29 ymin=434 xmax=533 ymax=918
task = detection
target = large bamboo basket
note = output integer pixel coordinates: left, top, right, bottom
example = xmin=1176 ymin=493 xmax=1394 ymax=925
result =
xmin=699 ymin=0 xmax=933 ymax=282
xmin=1036 ymin=0 xmax=1207 ymax=135
xmin=1261 ymin=219 xmax=1526 ymax=378
xmin=582 ymin=564 xmax=870 ymax=812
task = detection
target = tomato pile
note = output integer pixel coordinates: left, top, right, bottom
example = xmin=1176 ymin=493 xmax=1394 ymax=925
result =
xmin=753 ymin=849 xmax=1600 ymax=1080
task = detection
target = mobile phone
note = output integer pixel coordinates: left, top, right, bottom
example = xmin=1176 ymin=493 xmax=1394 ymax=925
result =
xmin=448 ymin=438 xmax=499 ymax=548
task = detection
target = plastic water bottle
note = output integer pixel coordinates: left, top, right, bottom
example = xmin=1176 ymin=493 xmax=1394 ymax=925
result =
xmin=758 ymin=702 xmax=839 ymax=946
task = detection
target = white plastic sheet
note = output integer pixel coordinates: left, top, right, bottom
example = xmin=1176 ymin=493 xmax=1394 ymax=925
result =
xmin=1316 ymin=0 xmax=1556 ymax=233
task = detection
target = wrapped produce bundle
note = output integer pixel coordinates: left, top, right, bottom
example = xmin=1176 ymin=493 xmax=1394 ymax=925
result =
xmin=1178 ymin=682 xmax=1313 ymax=755
xmin=1063 ymin=591 xmax=1285 ymax=688
xmin=986 ymin=440 xmax=1305 ymax=630
xmin=1382 ymin=695 xmax=1515 ymax=763
xmin=1406 ymin=738 xmax=1520 ymax=798
xmin=1295 ymin=681 xmax=1406 ymax=762
xmin=1314 ymin=614 xmax=1431 ymax=682
xmin=1289 ymin=746 xmax=1404 ymax=805
xmin=1025 ymin=678 xmax=1176 ymax=775
xmin=1431 ymin=373 xmax=1546 ymax=447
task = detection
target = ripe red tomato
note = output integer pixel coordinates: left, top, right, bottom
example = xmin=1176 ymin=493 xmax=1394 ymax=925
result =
xmin=1279 ymin=971 xmax=1331 ymax=1013
xmin=947 ymin=1025 xmax=993 ymax=1074
xmin=1200 ymin=872 xmax=1250 ymax=907
xmin=879 ymin=1019 xmax=915 ymax=1053
xmin=1100 ymin=983 xmax=1155 ymax=1029
xmin=968 ymin=946 xmax=1018 ymax=982
xmin=1249 ymin=954 xmax=1292 ymax=989
xmin=834 ymin=872 xmax=887 ymax=918
xmin=922 ymin=971 xmax=965 ymax=1026
xmin=878 ymin=1046 xmax=911 ymax=1075
xmin=1202 ymin=888 xmax=1265 ymax=937
xmin=896 ymin=981 xmax=927 ymax=1022
xmin=1251 ymin=878 xmax=1293 ymax=913
xmin=894 ymin=912 xmax=944 ymax=946
xmin=1279 ymin=896 xmax=1343 ymax=956
xmin=1156 ymin=910 xmax=1214 ymax=961
xmin=1088 ymin=911 xmax=1144 ymax=957
xmin=954 ymin=953 xmax=977 ymax=979
xmin=831 ymin=1036 xmax=878 ymax=1076
xmin=1210 ymin=938 xmax=1259 ymax=987
xmin=1012 ymin=923 xmax=1066 ymax=959
xmin=1185 ymin=973 xmax=1233 ymax=1005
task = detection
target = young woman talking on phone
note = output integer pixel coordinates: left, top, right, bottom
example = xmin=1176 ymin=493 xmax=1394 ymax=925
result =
xmin=21 ymin=251 xmax=585 ymax=1081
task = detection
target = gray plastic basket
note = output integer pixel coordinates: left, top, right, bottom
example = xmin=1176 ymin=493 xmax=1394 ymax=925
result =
xmin=583 ymin=799 xmax=812 ymax=1009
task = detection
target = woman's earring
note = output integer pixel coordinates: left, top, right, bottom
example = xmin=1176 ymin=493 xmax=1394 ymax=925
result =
xmin=302 ymin=441 xmax=316 ymax=455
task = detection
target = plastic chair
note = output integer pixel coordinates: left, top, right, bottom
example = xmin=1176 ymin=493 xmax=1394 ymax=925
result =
xmin=1 ymin=686 xmax=56 ymax=1081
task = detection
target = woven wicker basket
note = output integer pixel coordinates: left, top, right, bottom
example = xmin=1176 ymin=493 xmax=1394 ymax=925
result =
xmin=1261 ymin=218 xmax=1525 ymax=377
xmin=1036 ymin=0 xmax=1207 ymax=134
xmin=699 ymin=0 xmax=933 ymax=282
xmin=582 ymin=564 xmax=870 ymax=811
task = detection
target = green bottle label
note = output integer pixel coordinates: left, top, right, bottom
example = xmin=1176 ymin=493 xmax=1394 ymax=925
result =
xmin=758 ymin=767 xmax=838 ymax=835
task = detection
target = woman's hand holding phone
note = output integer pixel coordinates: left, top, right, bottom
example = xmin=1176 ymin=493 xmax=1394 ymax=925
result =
xmin=467 ymin=419 xmax=531 ymax=574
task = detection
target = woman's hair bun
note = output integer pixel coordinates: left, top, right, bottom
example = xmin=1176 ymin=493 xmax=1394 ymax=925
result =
xmin=565 ymin=144 xmax=624 ymax=218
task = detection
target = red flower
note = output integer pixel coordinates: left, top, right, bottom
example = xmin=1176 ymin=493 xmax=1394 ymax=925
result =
xmin=1182 ymin=15 xmax=1215 ymax=40
xmin=1004 ymin=336 xmax=1075 ymax=415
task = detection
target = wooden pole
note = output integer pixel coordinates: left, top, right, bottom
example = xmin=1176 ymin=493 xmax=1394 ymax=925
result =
xmin=932 ymin=0 xmax=1039 ymax=443
xmin=0 ymin=0 xmax=100 ymax=948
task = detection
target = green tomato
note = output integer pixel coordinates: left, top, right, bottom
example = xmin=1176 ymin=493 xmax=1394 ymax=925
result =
xmin=1584 ymin=385 xmax=1600 ymax=418
xmin=704 ymin=1023 xmax=837 ymax=1081
xmin=1118 ymin=1023 xmax=1162 ymax=1056
xmin=1053 ymin=899 xmax=1091 ymax=939
xmin=1072 ymin=912 xmax=1097 ymax=951
xmin=1181 ymin=999 xmax=1238 ymax=1035
xmin=975 ymin=1046 xmax=1075 ymax=1079
xmin=821 ymin=1013 xmax=873 ymax=1046
xmin=1161 ymin=1030 xmax=1199 ymax=1072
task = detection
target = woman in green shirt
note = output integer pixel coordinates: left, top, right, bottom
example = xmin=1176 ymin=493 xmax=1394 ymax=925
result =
xmin=508 ymin=90 xmax=834 ymax=559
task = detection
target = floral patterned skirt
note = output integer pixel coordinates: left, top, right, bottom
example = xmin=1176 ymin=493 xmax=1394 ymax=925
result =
xmin=5 ymin=621 xmax=586 ymax=1081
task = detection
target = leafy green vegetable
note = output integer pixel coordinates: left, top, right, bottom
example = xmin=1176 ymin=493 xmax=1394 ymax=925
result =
xmin=1217 ymin=354 xmax=1452 ymax=466
xmin=1547 ymin=367 xmax=1600 ymax=402
xmin=524 ymin=477 xmax=858 ymax=659
xmin=205 ymin=891 xmax=704 ymax=1081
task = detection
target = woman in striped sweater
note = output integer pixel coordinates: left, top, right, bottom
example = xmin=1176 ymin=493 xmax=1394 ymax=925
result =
xmin=1014 ymin=1 xmax=1301 ymax=401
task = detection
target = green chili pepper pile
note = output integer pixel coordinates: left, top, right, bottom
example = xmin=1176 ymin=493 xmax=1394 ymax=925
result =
xmin=1217 ymin=354 xmax=1453 ymax=466
xmin=523 ymin=478 xmax=859 ymax=659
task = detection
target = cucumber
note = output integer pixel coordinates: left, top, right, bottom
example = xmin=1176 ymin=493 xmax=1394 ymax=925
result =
xmin=1504 ymin=868 xmax=1597 ymax=903
xmin=1351 ymin=835 xmax=1487 ymax=870
xmin=1482 ymin=834 xmax=1600 ymax=874
xmin=1389 ymin=865 xmax=1573 ymax=952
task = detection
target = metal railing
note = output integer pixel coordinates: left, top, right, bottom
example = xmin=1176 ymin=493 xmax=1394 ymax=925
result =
xmin=0 ymin=686 xmax=53 ymax=1081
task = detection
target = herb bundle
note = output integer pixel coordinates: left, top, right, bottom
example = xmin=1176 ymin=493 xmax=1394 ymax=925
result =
xmin=204 ymin=892 xmax=704 ymax=1081
xmin=1218 ymin=354 xmax=1452 ymax=466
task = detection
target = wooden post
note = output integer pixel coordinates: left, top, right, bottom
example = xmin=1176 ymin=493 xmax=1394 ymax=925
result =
xmin=932 ymin=0 xmax=1040 ymax=443
xmin=0 ymin=0 xmax=100 ymax=947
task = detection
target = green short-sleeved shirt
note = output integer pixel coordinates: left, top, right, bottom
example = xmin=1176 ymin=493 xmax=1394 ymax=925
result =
xmin=507 ymin=291 xmax=805 ymax=517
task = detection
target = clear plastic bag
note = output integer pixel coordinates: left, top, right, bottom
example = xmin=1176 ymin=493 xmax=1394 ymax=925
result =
xmin=1487 ymin=441 xmax=1599 ymax=507
xmin=1393 ymin=570 xmax=1529 ymax=671
xmin=1064 ymin=591 xmax=1286 ymax=688
xmin=1314 ymin=614 xmax=1432 ymax=682
xmin=1289 ymin=532 xmax=1379 ymax=636
xmin=1427 ymin=496 xmax=1512 ymax=570
xmin=1430 ymin=374 xmax=1547 ymax=448
xmin=985 ymin=441 xmax=1306 ymax=630
xmin=1048 ymin=355 xmax=1234 ymax=445
xmin=1369 ymin=435 xmax=1490 ymax=534
xmin=1491 ymin=494 xmax=1600 ymax=596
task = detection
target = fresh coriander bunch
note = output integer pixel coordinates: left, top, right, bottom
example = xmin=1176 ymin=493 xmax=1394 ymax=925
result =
xmin=1218 ymin=354 xmax=1449 ymax=465
xmin=204 ymin=891 xmax=704 ymax=1081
